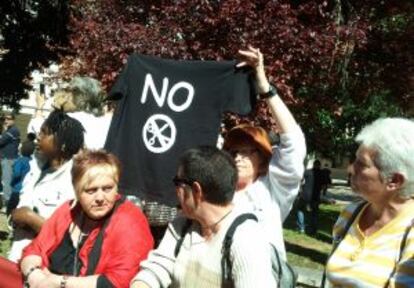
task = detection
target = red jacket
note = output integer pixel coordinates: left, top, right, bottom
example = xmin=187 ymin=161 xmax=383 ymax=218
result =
xmin=22 ymin=198 xmax=154 ymax=288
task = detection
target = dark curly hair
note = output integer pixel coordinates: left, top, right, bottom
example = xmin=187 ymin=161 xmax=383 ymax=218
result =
xmin=42 ymin=110 xmax=85 ymax=160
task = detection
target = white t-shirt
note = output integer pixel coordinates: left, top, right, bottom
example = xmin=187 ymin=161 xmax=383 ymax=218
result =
xmin=8 ymin=160 xmax=75 ymax=262
xmin=68 ymin=111 xmax=112 ymax=149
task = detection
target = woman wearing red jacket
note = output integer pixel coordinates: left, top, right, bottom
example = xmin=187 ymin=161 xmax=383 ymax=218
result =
xmin=20 ymin=149 xmax=154 ymax=288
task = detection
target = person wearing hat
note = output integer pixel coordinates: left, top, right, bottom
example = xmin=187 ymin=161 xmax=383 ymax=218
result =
xmin=223 ymin=46 xmax=306 ymax=260
xmin=0 ymin=112 xmax=21 ymax=209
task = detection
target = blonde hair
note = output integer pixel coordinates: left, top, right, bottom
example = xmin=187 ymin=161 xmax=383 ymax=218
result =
xmin=53 ymin=89 xmax=76 ymax=112
xmin=72 ymin=149 xmax=121 ymax=195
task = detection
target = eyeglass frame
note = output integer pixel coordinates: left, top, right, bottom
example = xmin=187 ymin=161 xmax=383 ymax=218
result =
xmin=227 ymin=147 xmax=259 ymax=158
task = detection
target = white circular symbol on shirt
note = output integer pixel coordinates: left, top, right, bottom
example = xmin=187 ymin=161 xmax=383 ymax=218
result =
xmin=142 ymin=114 xmax=177 ymax=153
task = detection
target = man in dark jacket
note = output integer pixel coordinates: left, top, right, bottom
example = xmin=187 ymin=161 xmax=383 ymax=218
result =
xmin=297 ymin=159 xmax=323 ymax=235
xmin=0 ymin=112 xmax=20 ymax=209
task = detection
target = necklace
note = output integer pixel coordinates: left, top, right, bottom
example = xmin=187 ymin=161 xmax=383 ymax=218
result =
xmin=204 ymin=209 xmax=233 ymax=231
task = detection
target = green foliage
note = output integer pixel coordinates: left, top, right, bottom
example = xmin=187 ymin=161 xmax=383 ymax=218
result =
xmin=302 ymin=88 xmax=404 ymax=159
xmin=377 ymin=13 xmax=412 ymax=35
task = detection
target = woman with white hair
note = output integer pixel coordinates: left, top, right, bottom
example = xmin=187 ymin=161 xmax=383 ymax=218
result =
xmin=325 ymin=117 xmax=414 ymax=287
xmin=28 ymin=76 xmax=111 ymax=149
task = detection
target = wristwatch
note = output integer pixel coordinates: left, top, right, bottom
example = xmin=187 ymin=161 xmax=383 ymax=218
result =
xmin=259 ymin=84 xmax=277 ymax=99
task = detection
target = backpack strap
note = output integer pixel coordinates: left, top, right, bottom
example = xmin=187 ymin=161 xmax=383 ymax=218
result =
xmin=85 ymin=195 xmax=126 ymax=275
xmin=174 ymin=218 xmax=192 ymax=257
xmin=321 ymin=200 xmax=366 ymax=287
xmin=221 ymin=213 xmax=258 ymax=287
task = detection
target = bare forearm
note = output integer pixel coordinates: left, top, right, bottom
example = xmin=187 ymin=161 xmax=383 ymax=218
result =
xmin=266 ymin=95 xmax=298 ymax=134
xmin=254 ymin=57 xmax=297 ymax=133
xmin=21 ymin=255 xmax=42 ymax=275
xmin=12 ymin=207 xmax=46 ymax=233
xmin=34 ymin=109 xmax=45 ymax=119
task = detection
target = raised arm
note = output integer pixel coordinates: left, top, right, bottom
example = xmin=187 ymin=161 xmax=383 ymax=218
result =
xmin=34 ymin=92 xmax=46 ymax=119
xmin=27 ymin=92 xmax=47 ymax=136
xmin=238 ymin=46 xmax=306 ymax=219
xmin=237 ymin=46 xmax=298 ymax=133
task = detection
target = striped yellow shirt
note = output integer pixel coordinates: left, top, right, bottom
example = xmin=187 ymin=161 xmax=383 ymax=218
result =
xmin=326 ymin=201 xmax=414 ymax=287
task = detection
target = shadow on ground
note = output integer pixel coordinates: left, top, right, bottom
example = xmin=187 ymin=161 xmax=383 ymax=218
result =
xmin=313 ymin=232 xmax=331 ymax=244
xmin=285 ymin=241 xmax=328 ymax=265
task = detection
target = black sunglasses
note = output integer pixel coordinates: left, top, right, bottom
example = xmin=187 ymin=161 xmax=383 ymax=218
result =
xmin=172 ymin=176 xmax=194 ymax=187
xmin=227 ymin=147 xmax=258 ymax=158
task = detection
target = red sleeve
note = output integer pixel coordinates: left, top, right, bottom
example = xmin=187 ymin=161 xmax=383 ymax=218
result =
xmin=95 ymin=201 xmax=154 ymax=288
xmin=21 ymin=202 xmax=72 ymax=267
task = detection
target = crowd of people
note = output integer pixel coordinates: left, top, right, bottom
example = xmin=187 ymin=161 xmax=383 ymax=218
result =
xmin=0 ymin=46 xmax=413 ymax=288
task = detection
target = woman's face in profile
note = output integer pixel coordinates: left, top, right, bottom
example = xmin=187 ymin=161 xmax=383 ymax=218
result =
xmin=349 ymin=146 xmax=386 ymax=201
xmin=77 ymin=165 xmax=119 ymax=220
xmin=37 ymin=126 xmax=58 ymax=159
xmin=227 ymin=143 xmax=261 ymax=184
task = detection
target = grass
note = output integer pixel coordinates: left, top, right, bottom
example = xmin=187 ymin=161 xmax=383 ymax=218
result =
xmin=0 ymin=213 xmax=11 ymax=257
xmin=0 ymin=236 xmax=11 ymax=258
xmin=283 ymin=203 xmax=344 ymax=270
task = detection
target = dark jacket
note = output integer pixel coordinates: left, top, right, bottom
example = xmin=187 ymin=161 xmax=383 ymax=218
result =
xmin=11 ymin=156 xmax=32 ymax=194
xmin=0 ymin=125 xmax=20 ymax=159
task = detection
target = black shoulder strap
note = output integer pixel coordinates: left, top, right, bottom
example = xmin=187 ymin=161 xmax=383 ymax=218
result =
xmin=332 ymin=201 xmax=366 ymax=253
xmin=86 ymin=195 xmax=126 ymax=275
xmin=221 ymin=213 xmax=258 ymax=287
xmin=321 ymin=201 xmax=366 ymax=287
xmin=174 ymin=219 xmax=192 ymax=257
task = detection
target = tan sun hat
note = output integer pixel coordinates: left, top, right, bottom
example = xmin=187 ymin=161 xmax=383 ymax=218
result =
xmin=223 ymin=124 xmax=273 ymax=174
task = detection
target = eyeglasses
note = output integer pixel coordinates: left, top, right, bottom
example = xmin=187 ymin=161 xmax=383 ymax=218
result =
xmin=4 ymin=117 xmax=13 ymax=120
xmin=227 ymin=147 xmax=258 ymax=158
xmin=172 ymin=176 xmax=194 ymax=187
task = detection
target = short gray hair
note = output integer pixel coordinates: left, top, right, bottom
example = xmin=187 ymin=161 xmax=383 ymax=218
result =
xmin=355 ymin=117 xmax=414 ymax=198
xmin=69 ymin=76 xmax=105 ymax=116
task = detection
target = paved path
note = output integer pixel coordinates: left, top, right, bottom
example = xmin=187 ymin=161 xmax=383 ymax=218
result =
xmin=326 ymin=180 xmax=361 ymax=204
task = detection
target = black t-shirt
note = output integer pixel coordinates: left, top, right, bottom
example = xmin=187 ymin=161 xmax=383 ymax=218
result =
xmin=49 ymin=230 xmax=80 ymax=275
xmin=105 ymin=54 xmax=255 ymax=206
